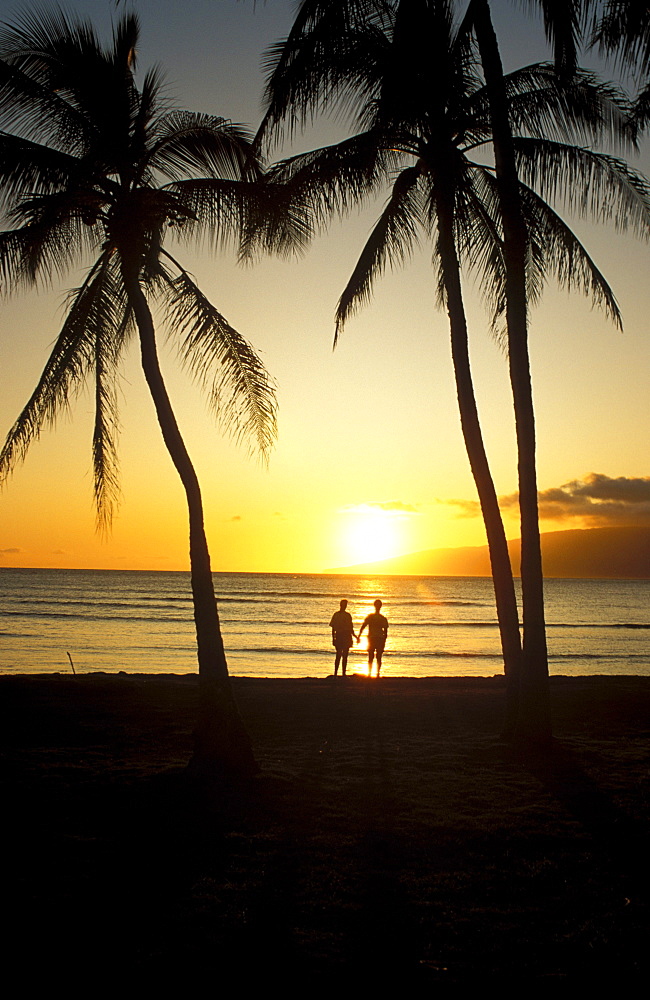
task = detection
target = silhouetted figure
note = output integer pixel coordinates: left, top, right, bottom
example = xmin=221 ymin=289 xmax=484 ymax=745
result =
xmin=329 ymin=599 xmax=357 ymax=676
xmin=359 ymin=599 xmax=389 ymax=677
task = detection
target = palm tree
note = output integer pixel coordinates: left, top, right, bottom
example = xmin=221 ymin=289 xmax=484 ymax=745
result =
xmin=468 ymin=0 xmax=552 ymax=738
xmin=468 ymin=0 xmax=650 ymax=738
xmin=0 ymin=8 xmax=299 ymax=775
xmin=260 ymin=0 xmax=647 ymax=736
xmin=261 ymin=0 xmax=527 ymax=720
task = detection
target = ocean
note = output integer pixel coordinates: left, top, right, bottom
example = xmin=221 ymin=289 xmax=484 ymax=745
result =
xmin=0 ymin=567 xmax=648 ymax=677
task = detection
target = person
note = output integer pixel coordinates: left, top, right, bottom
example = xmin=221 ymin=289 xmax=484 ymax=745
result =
xmin=358 ymin=599 xmax=389 ymax=677
xmin=329 ymin=599 xmax=357 ymax=676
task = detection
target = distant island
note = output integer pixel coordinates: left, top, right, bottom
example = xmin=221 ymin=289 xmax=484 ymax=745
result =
xmin=331 ymin=525 xmax=650 ymax=578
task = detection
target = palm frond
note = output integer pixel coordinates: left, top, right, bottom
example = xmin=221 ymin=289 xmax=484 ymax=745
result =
xmin=92 ymin=336 xmax=122 ymax=535
xmin=132 ymin=65 xmax=168 ymax=154
xmin=513 ymin=135 xmax=650 ymax=235
xmin=163 ymin=177 xmax=272 ymax=250
xmin=487 ymin=62 xmax=636 ymax=151
xmin=146 ymin=112 xmax=259 ymax=183
xmin=631 ymin=77 xmax=650 ymax=128
xmin=335 ymin=164 xmax=422 ymax=339
xmin=0 ymin=132 xmax=80 ymax=210
xmin=591 ymin=0 xmax=650 ymax=75
xmin=111 ymin=11 xmax=139 ymax=73
xmin=238 ymin=177 xmax=314 ymax=261
xmin=157 ymin=251 xmax=277 ymax=459
xmin=452 ymin=165 xmax=507 ymax=341
xmin=0 ymin=252 xmax=129 ymax=488
xmin=90 ymin=261 xmax=132 ymax=532
xmin=0 ymin=56 xmax=89 ymax=152
xmin=0 ymin=191 xmax=102 ymax=291
xmin=519 ymin=180 xmax=622 ymax=327
xmin=0 ymin=6 xmax=112 ymax=153
xmin=458 ymin=161 xmax=622 ymax=335
xmin=518 ymin=0 xmax=586 ymax=74
xmin=259 ymin=0 xmax=391 ymax=148
xmin=267 ymin=130 xmax=400 ymax=231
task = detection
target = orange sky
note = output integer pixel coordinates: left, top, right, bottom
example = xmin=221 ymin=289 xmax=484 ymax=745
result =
xmin=1 ymin=1 xmax=649 ymax=574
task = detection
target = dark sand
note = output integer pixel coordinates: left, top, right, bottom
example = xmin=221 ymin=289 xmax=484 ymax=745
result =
xmin=1 ymin=673 xmax=648 ymax=987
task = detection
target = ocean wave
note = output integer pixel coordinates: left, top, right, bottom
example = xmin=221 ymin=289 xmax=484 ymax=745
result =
xmin=1 ymin=610 xmax=191 ymax=624
xmin=8 ymin=597 xmax=192 ymax=611
xmin=131 ymin=595 xmax=190 ymax=603
xmin=400 ymin=600 xmax=487 ymax=607
xmin=548 ymin=652 xmax=649 ymax=660
xmin=216 ymin=591 xmax=336 ymax=600
xmin=214 ymin=593 xmax=488 ymax=606
xmin=4 ymin=608 xmax=648 ymax=632
xmin=229 ymin=646 xmax=505 ymax=659
xmin=546 ymin=622 xmax=650 ymax=630
xmin=215 ymin=596 xmax=280 ymax=603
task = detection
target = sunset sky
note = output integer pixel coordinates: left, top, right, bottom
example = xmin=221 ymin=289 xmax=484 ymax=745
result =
xmin=1 ymin=0 xmax=649 ymax=574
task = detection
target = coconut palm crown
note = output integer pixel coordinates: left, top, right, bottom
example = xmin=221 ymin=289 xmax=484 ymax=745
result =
xmin=0 ymin=8 xmax=303 ymax=772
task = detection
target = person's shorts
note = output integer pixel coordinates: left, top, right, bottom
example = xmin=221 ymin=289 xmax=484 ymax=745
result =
xmin=334 ymin=639 xmax=353 ymax=651
xmin=368 ymin=640 xmax=386 ymax=656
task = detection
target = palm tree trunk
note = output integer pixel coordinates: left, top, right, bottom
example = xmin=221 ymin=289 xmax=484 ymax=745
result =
xmin=473 ymin=0 xmax=551 ymax=742
xmin=433 ymin=169 xmax=522 ymax=730
xmin=121 ymin=261 xmax=257 ymax=776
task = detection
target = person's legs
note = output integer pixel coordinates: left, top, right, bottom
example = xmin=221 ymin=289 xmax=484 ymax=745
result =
xmin=341 ymin=648 xmax=349 ymax=675
xmin=334 ymin=650 xmax=342 ymax=675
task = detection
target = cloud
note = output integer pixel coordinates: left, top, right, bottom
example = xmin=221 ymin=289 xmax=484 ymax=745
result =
xmin=229 ymin=515 xmax=242 ymax=522
xmin=0 ymin=547 xmax=21 ymax=555
xmin=500 ymin=473 xmax=650 ymax=526
xmin=440 ymin=498 xmax=482 ymax=519
xmin=343 ymin=500 xmax=420 ymax=515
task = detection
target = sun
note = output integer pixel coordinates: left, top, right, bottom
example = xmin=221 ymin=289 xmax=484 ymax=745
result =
xmin=342 ymin=506 xmax=405 ymax=565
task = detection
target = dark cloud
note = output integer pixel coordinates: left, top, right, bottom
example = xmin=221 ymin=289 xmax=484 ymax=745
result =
xmin=500 ymin=473 xmax=650 ymax=526
xmin=0 ymin=547 xmax=21 ymax=555
xmin=230 ymin=515 xmax=242 ymax=522
xmin=442 ymin=498 xmax=482 ymax=519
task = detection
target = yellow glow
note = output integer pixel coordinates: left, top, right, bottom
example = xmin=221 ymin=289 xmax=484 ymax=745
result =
xmin=342 ymin=507 xmax=405 ymax=566
xmin=1 ymin=7 xmax=649 ymax=577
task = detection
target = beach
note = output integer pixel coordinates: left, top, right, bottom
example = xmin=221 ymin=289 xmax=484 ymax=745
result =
xmin=1 ymin=672 xmax=648 ymax=986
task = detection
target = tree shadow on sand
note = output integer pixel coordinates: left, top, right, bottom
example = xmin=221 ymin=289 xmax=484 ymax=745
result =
xmin=1 ymin=675 xmax=648 ymax=987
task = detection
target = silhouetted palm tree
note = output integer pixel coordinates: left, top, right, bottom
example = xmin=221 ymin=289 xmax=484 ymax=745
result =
xmin=0 ymin=8 xmax=301 ymax=774
xmin=260 ymin=0 xmax=648 ymax=736
xmin=468 ymin=0 xmax=650 ymax=738
xmin=468 ymin=0 xmax=552 ymax=737
xmin=261 ymin=0 xmax=528 ymax=716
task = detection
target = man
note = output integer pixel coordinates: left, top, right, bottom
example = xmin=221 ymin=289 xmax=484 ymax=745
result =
xmin=358 ymin=599 xmax=389 ymax=678
xmin=329 ymin=599 xmax=357 ymax=676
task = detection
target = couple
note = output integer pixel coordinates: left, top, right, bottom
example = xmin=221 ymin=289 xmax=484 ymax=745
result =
xmin=329 ymin=599 xmax=389 ymax=678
